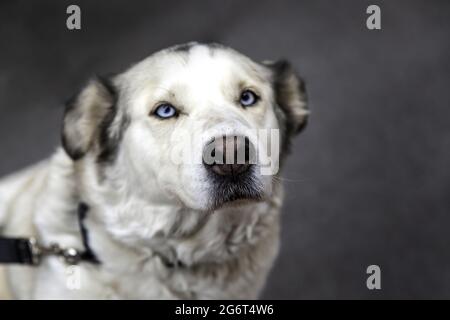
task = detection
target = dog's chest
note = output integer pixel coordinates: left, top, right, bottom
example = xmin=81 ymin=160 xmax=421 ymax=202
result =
xmin=88 ymin=257 xmax=231 ymax=299
xmin=86 ymin=208 xmax=280 ymax=299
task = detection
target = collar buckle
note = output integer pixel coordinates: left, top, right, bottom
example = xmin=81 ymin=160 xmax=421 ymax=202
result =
xmin=28 ymin=238 xmax=82 ymax=265
xmin=27 ymin=238 xmax=42 ymax=265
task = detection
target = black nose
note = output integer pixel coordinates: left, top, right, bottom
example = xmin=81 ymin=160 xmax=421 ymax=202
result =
xmin=203 ymin=136 xmax=252 ymax=177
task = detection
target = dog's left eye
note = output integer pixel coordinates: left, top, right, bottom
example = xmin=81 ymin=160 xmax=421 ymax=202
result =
xmin=240 ymin=90 xmax=258 ymax=107
xmin=154 ymin=103 xmax=178 ymax=119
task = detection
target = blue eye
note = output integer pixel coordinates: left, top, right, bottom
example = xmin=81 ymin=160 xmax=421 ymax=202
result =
xmin=240 ymin=90 xmax=258 ymax=107
xmin=154 ymin=103 xmax=178 ymax=119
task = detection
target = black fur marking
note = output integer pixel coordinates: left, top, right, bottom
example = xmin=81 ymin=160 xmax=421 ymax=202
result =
xmin=96 ymin=75 xmax=117 ymax=98
xmin=295 ymin=109 xmax=309 ymax=133
xmin=62 ymin=133 xmax=85 ymax=161
xmin=96 ymin=76 xmax=130 ymax=164
xmin=202 ymin=42 xmax=225 ymax=50
xmin=269 ymin=60 xmax=308 ymax=157
xmin=62 ymin=75 xmax=122 ymax=162
xmin=171 ymin=42 xmax=225 ymax=53
xmin=172 ymin=42 xmax=196 ymax=52
xmin=97 ymin=112 xmax=130 ymax=164
xmin=207 ymin=165 xmax=264 ymax=210
xmin=77 ymin=203 xmax=100 ymax=264
xmin=62 ymin=86 xmax=88 ymax=161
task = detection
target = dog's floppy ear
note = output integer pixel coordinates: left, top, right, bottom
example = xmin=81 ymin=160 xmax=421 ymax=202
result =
xmin=264 ymin=60 xmax=309 ymax=136
xmin=62 ymin=77 xmax=117 ymax=160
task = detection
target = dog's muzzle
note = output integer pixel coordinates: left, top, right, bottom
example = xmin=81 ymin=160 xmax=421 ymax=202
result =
xmin=202 ymin=136 xmax=263 ymax=208
xmin=203 ymin=135 xmax=252 ymax=177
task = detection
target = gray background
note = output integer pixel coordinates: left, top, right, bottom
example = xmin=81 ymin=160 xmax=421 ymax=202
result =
xmin=0 ymin=0 xmax=449 ymax=299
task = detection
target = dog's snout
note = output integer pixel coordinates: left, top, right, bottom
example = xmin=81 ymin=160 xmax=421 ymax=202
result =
xmin=203 ymin=136 xmax=252 ymax=177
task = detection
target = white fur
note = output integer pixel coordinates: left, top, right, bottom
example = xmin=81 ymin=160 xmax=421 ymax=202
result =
xmin=0 ymin=44 xmax=294 ymax=299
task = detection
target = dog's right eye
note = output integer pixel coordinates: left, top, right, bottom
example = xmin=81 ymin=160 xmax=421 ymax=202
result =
xmin=153 ymin=103 xmax=178 ymax=119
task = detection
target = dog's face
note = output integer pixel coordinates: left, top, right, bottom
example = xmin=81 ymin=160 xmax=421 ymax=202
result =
xmin=62 ymin=43 xmax=308 ymax=212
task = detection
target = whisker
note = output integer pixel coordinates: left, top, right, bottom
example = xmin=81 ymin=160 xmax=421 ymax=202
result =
xmin=271 ymin=175 xmax=311 ymax=183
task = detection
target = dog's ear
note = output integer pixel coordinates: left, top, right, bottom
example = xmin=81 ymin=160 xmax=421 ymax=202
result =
xmin=62 ymin=77 xmax=117 ymax=160
xmin=264 ymin=60 xmax=309 ymax=136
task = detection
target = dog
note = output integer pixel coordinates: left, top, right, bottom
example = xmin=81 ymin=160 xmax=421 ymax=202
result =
xmin=0 ymin=42 xmax=308 ymax=299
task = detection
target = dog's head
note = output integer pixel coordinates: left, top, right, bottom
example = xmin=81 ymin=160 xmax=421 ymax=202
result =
xmin=62 ymin=43 xmax=308 ymax=212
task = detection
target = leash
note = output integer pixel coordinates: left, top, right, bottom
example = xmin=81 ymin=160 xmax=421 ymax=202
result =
xmin=0 ymin=203 xmax=100 ymax=266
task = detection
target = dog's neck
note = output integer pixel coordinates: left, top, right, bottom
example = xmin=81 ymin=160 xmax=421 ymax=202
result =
xmin=35 ymin=150 xmax=281 ymax=273
xmin=80 ymin=192 xmax=279 ymax=271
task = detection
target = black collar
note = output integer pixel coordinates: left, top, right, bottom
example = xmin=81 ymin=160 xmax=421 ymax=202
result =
xmin=0 ymin=203 xmax=100 ymax=266
xmin=0 ymin=203 xmax=185 ymax=269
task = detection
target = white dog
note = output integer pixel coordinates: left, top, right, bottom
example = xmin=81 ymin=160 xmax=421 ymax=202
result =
xmin=0 ymin=43 xmax=308 ymax=299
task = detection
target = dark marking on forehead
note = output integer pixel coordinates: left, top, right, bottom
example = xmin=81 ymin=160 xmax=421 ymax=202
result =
xmin=202 ymin=42 xmax=225 ymax=50
xmin=171 ymin=42 xmax=227 ymax=54
xmin=171 ymin=42 xmax=197 ymax=53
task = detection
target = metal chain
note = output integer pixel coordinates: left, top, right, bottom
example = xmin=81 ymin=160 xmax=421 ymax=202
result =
xmin=28 ymin=238 xmax=82 ymax=265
